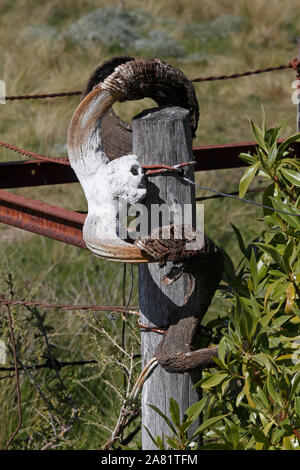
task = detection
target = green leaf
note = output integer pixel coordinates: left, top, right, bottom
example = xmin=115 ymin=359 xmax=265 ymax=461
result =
xmin=250 ymin=293 xmax=261 ymax=318
xmin=276 ymin=116 xmax=292 ymax=137
xmin=192 ymin=414 xmax=228 ymax=438
xmin=284 ymin=239 xmax=295 ymax=263
xmin=224 ymin=419 xmax=240 ymax=449
xmin=278 ymin=132 xmax=300 ymax=156
xmin=239 ymin=161 xmax=260 ymax=198
xmin=257 ymin=258 xmax=269 ymax=282
xmin=243 ymin=370 xmax=256 ymax=408
xmin=283 ymin=436 xmax=295 ymax=450
xmin=199 ymin=373 xmax=229 ymax=389
xmin=220 ymin=247 xmax=236 ymax=280
xmin=169 ymin=398 xmax=180 ymax=428
xmin=290 ymin=371 xmax=300 ymax=399
xmin=295 ymin=397 xmax=300 ymax=417
xmin=281 ymin=167 xmax=300 ymax=187
xmin=144 ymin=426 xmax=165 ymax=450
xmin=254 ymin=387 xmax=270 ymax=411
xmin=273 ymin=426 xmax=287 ymax=443
xmin=221 ymin=377 xmax=232 ymax=395
xmin=236 ymin=389 xmax=245 ymax=407
xmin=235 ymin=294 xmax=259 ymax=341
xmin=218 ymin=337 xmax=227 ymax=365
xmin=272 ymin=314 xmax=292 ymax=328
xmin=166 ymin=437 xmax=181 ymax=449
xmin=231 ymin=223 xmax=247 ymax=256
xmin=239 ymin=402 xmax=268 ymax=418
xmin=279 ymin=158 xmax=300 ymax=171
xmin=266 ymin=374 xmax=282 ymax=406
xmin=147 ymin=404 xmax=177 ymax=436
xmin=251 ymin=427 xmax=270 ymax=445
xmin=262 ymin=421 xmax=274 ymax=437
xmin=252 ymin=353 xmax=277 ymax=375
xmin=178 ymin=420 xmax=192 ymax=435
xmin=211 ymin=356 xmax=228 ymax=370
xmin=262 ymin=183 xmax=276 ymax=217
xmin=250 ymin=120 xmax=268 ymax=153
xmin=285 ymin=283 xmax=296 ymax=314
xmin=255 ymin=242 xmax=291 ymax=275
xmin=239 ymin=152 xmax=256 ymax=165
xmin=264 ymin=277 xmax=287 ymax=307
xmin=249 ymin=249 xmax=258 ymax=292
xmin=267 ymin=141 xmax=278 ymax=167
xmin=239 ymin=306 xmax=256 ymax=342
xmin=185 ymin=397 xmax=206 ymax=422
xmin=269 ymin=198 xmax=300 ymax=230
xmin=265 ymin=128 xmax=278 ymax=147
xmin=199 ymin=443 xmax=230 ymax=450
xmin=258 ymin=169 xmax=270 ymax=178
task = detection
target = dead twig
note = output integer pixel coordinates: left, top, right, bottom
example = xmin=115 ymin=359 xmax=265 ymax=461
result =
xmin=102 ymin=357 xmax=158 ymax=450
xmin=4 ymin=305 xmax=23 ymax=450
xmin=40 ymin=424 xmax=73 ymax=450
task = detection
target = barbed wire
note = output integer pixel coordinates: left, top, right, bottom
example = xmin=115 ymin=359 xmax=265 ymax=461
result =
xmin=1 ymin=59 xmax=298 ymax=102
xmin=144 ymin=160 xmax=196 ymax=175
xmin=0 ymin=295 xmax=139 ymax=315
xmin=183 ymin=176 xmax=300 ymax=217
xmin=0 ymin=140 xmax=69 ymax=165
xmin=0 ymin=358 xmax=98 ymax=375
xmin=195 ymin=186 xmax=265 ymax=201
xmin=191 ymin=60 xmax=297 ymax=82
xmin=0 ymin=141 xmax=199 ymax=169
xmin=3 ymin=90 xmax=82 ymax=101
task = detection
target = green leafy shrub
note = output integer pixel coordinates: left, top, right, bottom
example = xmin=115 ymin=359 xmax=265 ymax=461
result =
xmin=150 ymin=112 xmax=300 ymax=450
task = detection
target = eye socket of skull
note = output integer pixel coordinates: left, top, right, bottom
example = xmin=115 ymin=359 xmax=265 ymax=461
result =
xmin=130 ymin=164 xmax=140 ymax=176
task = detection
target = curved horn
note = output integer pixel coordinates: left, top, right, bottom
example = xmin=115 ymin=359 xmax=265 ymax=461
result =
xmin=81 ymin=57 xmax=199 ymax=160
xmin=81 ymin=56 xmax=134 ymax=160
xmin=67 ymin=58 xmax=199 ymax=263
xmin=68 ymin=84 xmax=153 ymax=262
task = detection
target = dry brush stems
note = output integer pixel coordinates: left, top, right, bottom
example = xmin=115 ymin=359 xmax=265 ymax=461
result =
xmin=4 ymin=305 xmax=22 ymax=450
xmin=102 ymin=357 xmax=158 ymax=450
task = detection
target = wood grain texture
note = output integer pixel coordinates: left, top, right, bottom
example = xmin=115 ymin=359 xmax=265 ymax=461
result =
xmin=297 ymin=38 xmax=300 ymax=133
xmin=133 ymin=106 xmax=201 ymax=450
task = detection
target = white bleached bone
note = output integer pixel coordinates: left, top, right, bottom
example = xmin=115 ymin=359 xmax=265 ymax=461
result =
xmin=67 ymin=85 xmax=151 ymax=262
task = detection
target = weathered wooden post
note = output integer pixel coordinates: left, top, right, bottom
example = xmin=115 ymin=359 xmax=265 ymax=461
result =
xmin=133 ymin=106 xmax=201 ymax=449
xmin=68 ymin=57 xmax=223 ymax=449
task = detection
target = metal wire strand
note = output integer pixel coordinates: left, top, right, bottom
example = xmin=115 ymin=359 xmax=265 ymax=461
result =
xmin=191 ymin=60 xmax=297 ymax=82
xmin=0 ymin=296 xmax=139 ymax=315
xmin=1 ymin=59 xmax=298 ymax=101
xmin=183 ymin=176 xmax=300 ymax=218
xmin=0 ymin=140 xmax=69 ymax=165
